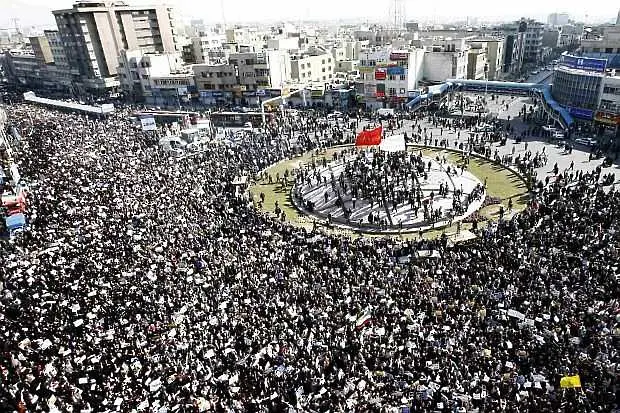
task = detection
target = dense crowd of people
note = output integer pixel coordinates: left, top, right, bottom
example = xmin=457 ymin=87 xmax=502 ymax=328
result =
xmin=293 ymin=149 xmax=480 ymax=228
xmin=0 ymin=101 xmax=619 ymax=413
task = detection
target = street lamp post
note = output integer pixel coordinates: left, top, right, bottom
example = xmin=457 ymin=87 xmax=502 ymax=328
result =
xmin=484 ymin=63 xmax=489 ymax=98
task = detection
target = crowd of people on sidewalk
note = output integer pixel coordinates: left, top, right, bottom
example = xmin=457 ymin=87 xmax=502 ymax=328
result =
xmin=0 ymin=101 xmax=618 ymax=413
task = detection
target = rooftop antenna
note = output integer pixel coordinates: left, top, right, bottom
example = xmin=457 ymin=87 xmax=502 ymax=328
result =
xmin=392 ymin=0 xmax=405 ymax=29
xmin=220 ymin=0 xmax=227 ymax=29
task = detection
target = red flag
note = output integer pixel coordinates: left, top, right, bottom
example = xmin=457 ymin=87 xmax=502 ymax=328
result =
xmin=355 ymin=126 xmax=382 ymax=146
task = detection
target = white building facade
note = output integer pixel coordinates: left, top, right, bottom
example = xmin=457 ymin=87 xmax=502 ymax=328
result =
xmin=357 ymin=48 xmax=425 ymax=109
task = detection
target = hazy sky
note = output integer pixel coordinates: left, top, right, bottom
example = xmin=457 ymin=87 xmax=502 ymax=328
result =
xmin=1 ymin=0 xmax=618 ymax=29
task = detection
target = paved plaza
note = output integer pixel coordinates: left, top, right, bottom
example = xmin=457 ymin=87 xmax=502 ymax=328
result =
xmin=293 ymin=151 xmax=485 ymax=233
xmin=357 ymin=95 xmax=619 ymax=183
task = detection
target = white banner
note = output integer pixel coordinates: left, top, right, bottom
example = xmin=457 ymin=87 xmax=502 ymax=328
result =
xmin=140 ymin=116 xmax=157 ymax=131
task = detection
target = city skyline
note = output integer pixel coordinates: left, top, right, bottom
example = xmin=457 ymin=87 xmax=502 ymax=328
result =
xmin=1 ymin=0 xmax=618 ymax=30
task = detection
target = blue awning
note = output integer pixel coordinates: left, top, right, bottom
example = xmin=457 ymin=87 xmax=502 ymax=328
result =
xmin=541 ymin=85 xmax=574 ymax=128
xmin=6 ymin=213 xmax=26 ymax=230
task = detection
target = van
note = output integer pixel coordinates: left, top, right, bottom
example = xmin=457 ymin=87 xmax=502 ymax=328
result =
xmin=377 ymin=108 xmax=395 ymax=118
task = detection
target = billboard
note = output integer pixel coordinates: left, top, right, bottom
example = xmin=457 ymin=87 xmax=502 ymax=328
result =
xmin=560 ymin=53 xmax=607 ymax=73
xmin=594 ymin=111 xmax=620 ymax=125
xmin=387 ymin=66 xmax=405 ymax=76
xmin=140 ymin=116 xmax=157 ymax=131
xmin=358 ymin=66 xmax=375 ymax=73
xmin=375 ymin=68 xmax=387 ymax=80
xmin=567 ymin=106 xmax=594 ymax=120
xmin=390 ymin=52 xmax=409 ymax=61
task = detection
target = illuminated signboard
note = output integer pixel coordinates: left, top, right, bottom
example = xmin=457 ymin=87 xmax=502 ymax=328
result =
xmin=560 ymin=53 xmax=607 ymax=73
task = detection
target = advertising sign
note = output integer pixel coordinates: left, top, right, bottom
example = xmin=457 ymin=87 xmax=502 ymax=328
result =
xmin=567 ymin=106 xmax=594 ymax=120
xmin=375 ymin=68 xmax=387 ymax=80
xmin=387 ymin=66 xmax=405 ymax=76
xmin=140 ymin=116 xmax=157 ymax=131
xmin=358 ymin=66 xmax=375 ymax=73
xmin=200 ymin=91 xmax=213 ymax=98
xmin=390 ymin=52 xmax=409 ymax=61
xmin=594 ymin=111 xmax=620 ymax=125
xmin=211 ymin=91 xmax=224 ymax=98
xmin=560 ymin=53 xmax=607 ymax=73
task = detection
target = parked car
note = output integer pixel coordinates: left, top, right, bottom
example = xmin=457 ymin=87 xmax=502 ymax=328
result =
xmin=474 ymin=124 xmax=495 ymax=132
xmin=574 ymin=137 xmax=598 ymax=147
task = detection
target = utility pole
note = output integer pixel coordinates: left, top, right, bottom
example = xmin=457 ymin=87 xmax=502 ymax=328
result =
xmin=391 ymin=0 xmax=405 ymax=29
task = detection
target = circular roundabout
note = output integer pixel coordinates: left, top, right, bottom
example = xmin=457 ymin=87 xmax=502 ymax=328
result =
xmin=251 ymin=145 xmax=529 ymax=237
xmin=291 ymin=147 xmax=486 ymax=233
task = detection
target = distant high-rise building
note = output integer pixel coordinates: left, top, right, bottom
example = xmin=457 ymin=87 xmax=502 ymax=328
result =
xmin=616 ymin=9 xmax=620 ymax=25
xmin=52 ymin=1 xmax=178 ymax=92
xmin=547 ymin=13 xmax=569 ymax=27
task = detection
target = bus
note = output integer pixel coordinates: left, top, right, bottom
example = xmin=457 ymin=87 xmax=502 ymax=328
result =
xmin=133 ymin=110 xmax=200 ymax=126
xmin=209 ymin=111 xmax=275 ymax=128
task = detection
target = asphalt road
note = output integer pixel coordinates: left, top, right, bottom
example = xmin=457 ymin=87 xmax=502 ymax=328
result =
xmin=526 ymin=69 xmax=554 ymax=85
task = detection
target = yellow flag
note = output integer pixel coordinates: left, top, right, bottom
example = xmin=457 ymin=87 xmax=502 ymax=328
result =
xmin=560 ymin=375 xmax=582 ymax=388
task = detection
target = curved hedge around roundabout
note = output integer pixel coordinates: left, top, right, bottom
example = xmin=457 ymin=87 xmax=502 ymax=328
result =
xmin=249 ymin=144 xmax=530 ymax=239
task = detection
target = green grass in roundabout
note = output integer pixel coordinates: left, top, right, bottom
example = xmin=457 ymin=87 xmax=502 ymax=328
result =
xmin=248 ymin=145 xmax=529 ymax=240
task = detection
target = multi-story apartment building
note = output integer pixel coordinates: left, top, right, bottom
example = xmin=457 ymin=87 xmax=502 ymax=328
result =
xmin=290 ymin=50 xmax=335 ymax=83
xmin=225 ymin=27 xmax=264 ymax=49
xmin=2 ymin=50 xmax=44 ymax=89
xmin=550 ymin=52 xmax=620 ymax=131
xmin=499 ymin=21 xmax=527 ymax=75
xmin=266 ymin=37 xmax=299 ymax=52
xmin=467 ymin=47 xmax=487 ymax=80
xmin=547 ymin=13 xmax=569 ymax=27
xmin=29 ymin=36 xmax=54 ymax=64
xmin=228 ymin=50 xmax=292 ymax=92
xmin=357 ymin=47 xmax=425 ymax=109
xmin=580 ymin=25 xmax=620 ymax=69
xmin=463 ymin=38 xmax=504 ymax=80
xmin=192 ymin=50 xmax=292 ymax=105
xmin=523 ymin=20 xmax=544 ymax=63
xmin=423 ymin=39 xmax=469 ymax=83
xmin=192 ymin=63 xmax=236 ymax=105
xmin=52 ymin=1 xmax=178 ymax=93
xmin=117 ymin=49 xmax=193 ymax=106
xmin=190 ymin=32 xmax=227 ymax=64
xmin=557 ymin=24 xmax=582 ymax=49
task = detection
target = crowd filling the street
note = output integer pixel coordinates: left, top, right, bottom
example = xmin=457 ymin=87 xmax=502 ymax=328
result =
xmin=0 ymin=97 xmax=619 ymax=413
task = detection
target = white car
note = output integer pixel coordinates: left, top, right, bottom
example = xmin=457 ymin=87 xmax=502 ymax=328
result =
xmin=474 ymin=124 xmax=494 ymax=132
xmin=574 ymin=137 xmax=597 ymax=147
